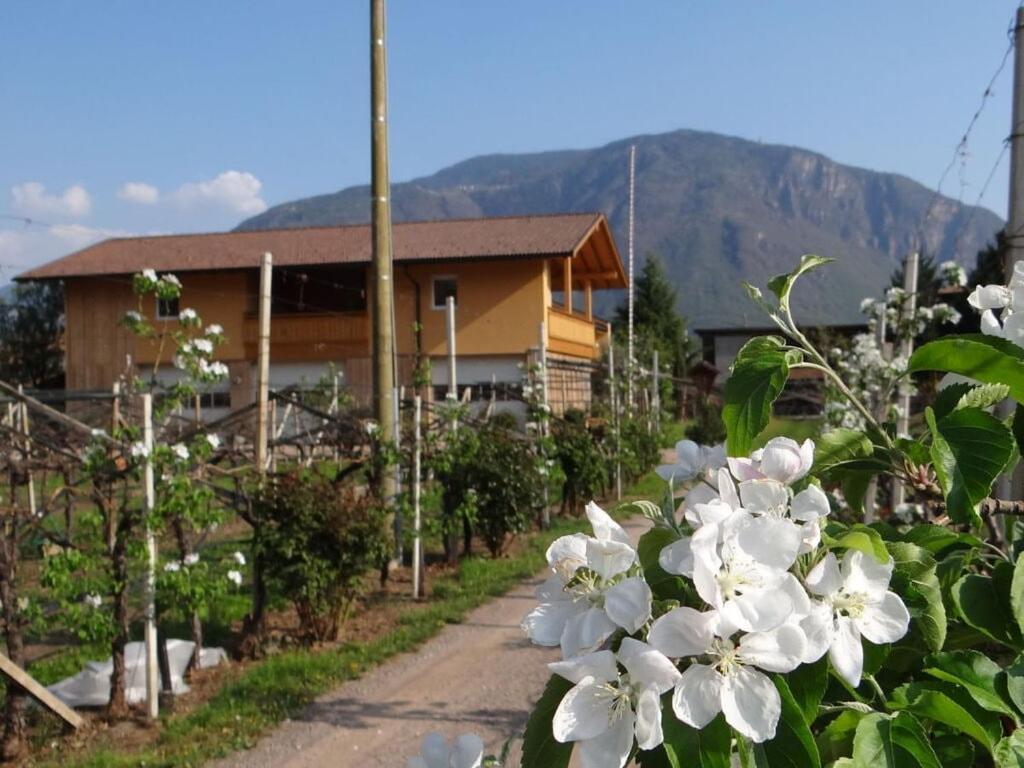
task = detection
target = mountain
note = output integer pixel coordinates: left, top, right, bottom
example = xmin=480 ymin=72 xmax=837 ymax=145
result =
xmin=236 ymin=129 xmax=1005 ymax=329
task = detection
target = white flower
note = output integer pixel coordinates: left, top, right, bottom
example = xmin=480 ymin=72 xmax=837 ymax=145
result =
xmin=968 ymin=284 xmax=1012 ymax=311
xmin=227 ymin=569 xmax=243 ymax=586
xmin=193 ymin=338 xmax=214 ymax=355
xmin=407 ymin=732 xmax=483 ymax=768
xmin=83 ymin=593 xmax=102 ymax=608
xmin=803 ymin=550 xmax=910 ymax=687
xmin=124 ymin=310 xmax=143 ymax=324
xmin=523 ymin=503 xmax=651 ymax=658
xmin=206 ymin=433 xmax=221 ymax=450
xmin=232 ymin=551 xmax=246 ymax=566
xmin=365 ymin=421 xmax=380 ymax=436
xmin=184 ymin=553 xmax=200 ymax=566
xmin=142 ymin=268 xmax=158 ymax=283
xmin=655 ymin=441 xmax=727 ymax=484
xmin=178 ymin=307 xmax=198 ymax=323
xmin=205 ymin=323 xmax=224 ymax=336
xmin=161 ymin=273 xmax=181 ymax=288
xmin=209 ymin=361 xmax=229 ymax=378
xmin=129 ymin=441 xmax=150 ymax=460
xmin=550 ymin=639 xmax=681 ymax=768
xmin=172 ymin=443 xmax=189 ymax=461
xmin=662 ymin=611 xmax=806 ymax=743
xmin=164 ymin=561 xmax=181 ymax=573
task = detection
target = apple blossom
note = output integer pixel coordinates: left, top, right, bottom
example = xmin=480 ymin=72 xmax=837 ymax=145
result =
xmin=550 ymin=639 xmax=681 ymax=768
xmin=656 ymin=440 xmax=726 ymax=484
xmin=226 ymin=570 xmax=243 ymax=587
xmin=171 ymin=443 xmax=189 ymax=461
xmin=407 ymin=732 xmax=484 ymax=768
xmin=803 ymin=550 xmax=910 ymax=687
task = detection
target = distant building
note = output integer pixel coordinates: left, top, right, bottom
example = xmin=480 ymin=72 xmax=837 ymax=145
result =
xmin=18 ymin=213 xmax=626 ymax=415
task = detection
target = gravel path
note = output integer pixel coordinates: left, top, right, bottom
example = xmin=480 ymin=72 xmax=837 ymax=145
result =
xmin=210 ymin=517 xmax=650 ymax=768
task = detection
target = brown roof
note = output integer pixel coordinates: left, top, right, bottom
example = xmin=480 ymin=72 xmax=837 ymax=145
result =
xmin=19 ymin=213 xmax=624 ymax=286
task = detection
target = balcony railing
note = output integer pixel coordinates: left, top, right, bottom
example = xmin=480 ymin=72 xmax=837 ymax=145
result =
xmin=547 ymin=307 xmax=598 ymax=359
xmin=243 ymin=312 xmax=369 ymax=359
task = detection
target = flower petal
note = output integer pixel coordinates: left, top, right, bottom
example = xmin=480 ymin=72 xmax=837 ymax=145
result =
xmin=805 ymin=552 xmax=842 ymax=597
xmin=618 ymin=638 xmax=681 ymax=694
xmin=586 ymin=539 xmax=637 ymax=580
xmin=561 ymin=606 xmax=617 ymax=658
xmin=738 ymin=479 xmax=789 ymax=515
xmin=728 ymin=457 xmax=765 ymax=482
xmin=841 ymin=549 xmax=893 ymax=598
xmin=549 ymin=650 xmax=618 ymax=685
xmin=546 ymin=534 xmax=589 ymax=573
xmin=717 ymin=467 xmax=742 ymax=509
xmin=451 ymin=734 xmax=484 ymax=768
xmin=829 ymin=615 xmax=864 ymax=688
xmin=420 ymin=732 xmax=451 ymax=768
xmin=658 ymin=536 xmax=694 ymax=577
xmin=696 ymin=498 xmax=738 ymax=527
xmin=603 ymin=577 xmax=652 ymax=634
xmin=523 ymin=598 xmax=580 ymax=646
xmin=759 ymin=437 xmax=806 ymax=484
xmin=671 ymin=663 xmax=723 ymax=729
xmin=724 ymin=587 xmax=792 ymax=633
xmin=634 ymin=685 xmax=664 ymax=751
xmin=856 ymin=591 xmax=910 ymax=645
xmin=552 ymin=677 xmax=613 ymax=742
xmin=799 ymin=602 xmax=834 ymax=663
xmin=968 ymin=284 xmax=1011 ymax=310
xmin=681 ymin=482 xmax=719 ymax=527
xmin=586 ymin=502 xmax=632 ymax=547
xmin=981 ymin=309 xmax=1005 ymax=337
xmin=737 ymin=517 xmax=801 ymax=571
xmin=791 ymin=484 xmax=830 ymax=521
xmin=648 ymin=606 xmax=717 ymax=659
xmin=721 ymin=667 xmax=781 ymax=743
xmin=576 ymin=708 xmax=634 ymax=768
xmin=738 ymin=623 xmax=807 ymax=673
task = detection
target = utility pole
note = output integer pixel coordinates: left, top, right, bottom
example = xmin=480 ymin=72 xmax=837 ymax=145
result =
xmin=255 ymin=252 xmax=272 ymax=477
xmin=371 ymin=0 xmax=398 ymax=518
xmin=626 ymin=144 xmax=636 ymax=414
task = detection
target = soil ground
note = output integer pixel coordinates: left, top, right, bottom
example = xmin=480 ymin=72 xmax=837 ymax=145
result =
xmin=209 ymin=516 xmax=652 ymax=768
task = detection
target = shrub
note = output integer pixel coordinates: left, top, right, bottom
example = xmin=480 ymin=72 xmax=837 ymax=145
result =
xmin=684 ymin=393 xmax=726 ymax=445
xmin=552 ymin=413 xmax=607 ymax=515
xmin=618 ymin=415 xmax=659 ymax=482
xmin=255 ymin=470 xmax=388 ymax=643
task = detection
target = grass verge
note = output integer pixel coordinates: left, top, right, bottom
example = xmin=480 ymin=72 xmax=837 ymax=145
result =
xmin=39 ymin=490 xmax=650 ymax=768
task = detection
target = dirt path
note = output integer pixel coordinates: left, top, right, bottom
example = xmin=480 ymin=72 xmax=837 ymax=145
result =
xmin=210 ymin=517 xmax=650 ymax=768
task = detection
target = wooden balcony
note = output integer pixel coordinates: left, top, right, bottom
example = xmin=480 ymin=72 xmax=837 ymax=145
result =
xmin=243 ymin=312 xmax=369 ymax=361
xmin=547 ymin=307 xmax=599 ymax=359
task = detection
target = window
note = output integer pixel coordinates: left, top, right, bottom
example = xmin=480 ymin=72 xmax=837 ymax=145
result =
xmin=270 ymin=265 xmax=367 ymax=315
xmin=157 ymin=296 xmax=180 ymax=320
xmin=198 ymin=391 xmax=231 ymax=409
xmin=432 ymin=276 xmax=457 ymax=309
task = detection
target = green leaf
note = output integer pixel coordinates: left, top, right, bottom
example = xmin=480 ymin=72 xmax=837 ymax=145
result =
xmin=886 ymin=542 xmax=946 ymax=653
xmin=638 ymin=527 xmax=686 ymax=601
xmin=889 ymin=712 xmax=942 ymax=768
xmin=995 ymin=730 xmax=1024 ymax=768
xmin=652 ymin=707 xmax=731 ymax=768
xmin=1005 ymin=656 xmax=1024 ymax=715
xmin=889 ymin=682 xmax=1000 ymax=754
xmin=1013 ymin=406 xmax=1024 ymax=464
xmin=908 ymin=334 xmax=1024 ymax=404
xmin=813 ymin=429 xmax=874 ymax=474
xmin=723 ymin=349 xmax=790 ymax=456
xmin=758 ymin=676 xmax=820 ymax=768
xmin=1013 ymin=553 xmax=1024 ymax=637
xmin=817 ymin=710 xmax=865 ymax=765
xmin=841 ymin=472 xmax=874 ymax=516
xmin=852 ymin=713 xmax=896 ymax=768
xmin=766 ymin=254 xmax=834 ymax=312
xmin=957 ymin=382 xmax=1011 ymax=411
xmin=521 ymin=675 xmax=573 ymax=768
xmin=785 ymin=657 xmax=828 ymax=724
xmin=734 ymin=335 xmax=787 ymax=363
xmin=826 ymin=524 xmax=890 ymax=564
xmin=923 ymin=651 xmax=1018 ymax=720
xmin=926 ymin=406 xmax=1014 ymax=526
xmin=952 ymin=563 xmax=1024 ymax=651
xmin=932 ymin=383 xmax=975 ymax=421
xmin=903 ymin=525 xmax=982 ymax=556
xmin=932 ymin=736 xmax=975 ymax=768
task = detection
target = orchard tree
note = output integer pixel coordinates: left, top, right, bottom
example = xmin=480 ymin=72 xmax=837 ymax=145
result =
xmin=0 ymin=281 xmax=63 ymax=388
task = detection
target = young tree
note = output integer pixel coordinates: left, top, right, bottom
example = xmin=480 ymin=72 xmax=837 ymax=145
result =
xmin=0 ymin=281 xmax=64 ymax=388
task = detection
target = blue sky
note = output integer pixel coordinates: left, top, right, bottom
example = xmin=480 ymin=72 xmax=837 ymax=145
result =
xmin=0 ymin=1 xmax=1019 ymax=276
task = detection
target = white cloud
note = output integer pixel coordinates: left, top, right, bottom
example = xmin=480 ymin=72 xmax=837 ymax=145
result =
xmin=0 ymin=223 xmax=132 ymax=282
xmin=171 ymin=170 xmax=267 ymax=216
xmin=118 ymin=181 xmax=160 ymax=205
xmin=11 ymin=182 xmax=92 ymax=219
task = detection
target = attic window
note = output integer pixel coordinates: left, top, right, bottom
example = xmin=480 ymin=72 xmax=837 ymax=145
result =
xmin=156 ymin=297 xmax=180 ymax=320
xmin=432 ymin=277 xmax=457 ymax=310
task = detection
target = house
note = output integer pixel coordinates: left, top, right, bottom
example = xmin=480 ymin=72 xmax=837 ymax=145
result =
xmin=18 ymin=213 xmax=626 ymax=415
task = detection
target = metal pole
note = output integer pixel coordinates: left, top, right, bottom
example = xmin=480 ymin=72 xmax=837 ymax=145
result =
xmin=412 ymin=394 xmax=422 ymax=599
xmin=892 ymin=251 xmax=918 ymax=509
xmin=609 ymin=328 xmax=622 ymax=500
xmin=538 ymin=322 xmax=550 ymax=528
xmin=255 ymin=252 xmax=272 ymax=477
xmin=371 ymin=0 xmax=398 ymax=517
xmin=627 ymin=144 xmax=636 ymax=414
xmin=141 ymin=392 xmax=159 ymax=719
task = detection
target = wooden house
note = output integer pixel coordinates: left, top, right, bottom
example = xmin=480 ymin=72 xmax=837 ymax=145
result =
xmin=18 ymin=213 xmax=626 ymax=414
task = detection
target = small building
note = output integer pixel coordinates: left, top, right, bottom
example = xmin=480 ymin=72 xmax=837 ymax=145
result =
xmin=18 ymin=213 xmax=625 ymax=415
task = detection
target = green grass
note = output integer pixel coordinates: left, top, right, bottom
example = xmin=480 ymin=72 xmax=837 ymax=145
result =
xmin=34 ymin=496 xmax=651 ymax=768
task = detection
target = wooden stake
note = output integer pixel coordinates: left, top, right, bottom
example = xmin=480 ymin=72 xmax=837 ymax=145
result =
xmin=538 ymin=322 xmax=550 ymax=529
xmin=0 ymin=652 xmax=82 ymax=729
xmin=609 ymin=331 xmax=622 ymax=500
xmin=140 ymin=393 xmax=159 ymax=719
xmin=16 ymin=385 xmax=36 ymax=519
xmin=256 ymin=252 xmax=272 ymax=477
xmin=412 ymin=394 xmax=422 ymax=599
xmin=892 ymin=251 xmax=918 ymax=509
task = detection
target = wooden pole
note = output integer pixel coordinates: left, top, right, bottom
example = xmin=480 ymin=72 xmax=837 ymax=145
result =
xmin=0 ymin=652 xmax=82 ymax=729
xmin=255 ymin=252 xmax=272 ymax=477
xmin=140 ymin=392 xmax=159 ymax=719
xmin=445 ymin=296 xmax=457 ymax=403
xmin=652 ymin=350 xmax=660 ymax=436
xmin=609 ymin=328 xmax=622 ymax=500
xmin=863 ymin=303 xmax=887 ymax=523
xmin=16 ymin=385 xmax=35 ymax=519
xmin=538 ymin=322 xmax=550 ymax=528
xmin=892 ymin=251 xmax=918 ymax=509
xmin=371 ymin=0 xmax=398 ymax=519
xmin=412 ymin=394 xmax=422 ymax=599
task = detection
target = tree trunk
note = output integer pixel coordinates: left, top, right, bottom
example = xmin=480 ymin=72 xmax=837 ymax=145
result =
xmin=172 ymin=518 xmax=203 ymax=674
xmin=108 ymin=531 xmax=130 ymax=718
xmin=238 ymin=548 xmax=267 ymax=659
xmin=0 ymin=527 xmax=27 ymax=761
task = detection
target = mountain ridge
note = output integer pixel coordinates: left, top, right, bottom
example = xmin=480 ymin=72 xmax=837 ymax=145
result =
xmin=236 ymin=128 xmax=1004 ymax=328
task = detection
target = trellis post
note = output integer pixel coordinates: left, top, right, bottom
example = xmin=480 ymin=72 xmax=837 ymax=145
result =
xmin=412 ymin=394 xmax=423 ymax=599
xmin=140 ymin=392 xmax=159 ymax=719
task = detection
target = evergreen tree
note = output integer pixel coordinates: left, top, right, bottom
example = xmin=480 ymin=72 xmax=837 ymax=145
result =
xmin=0 ymin=281 xmax=64 ymax=388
